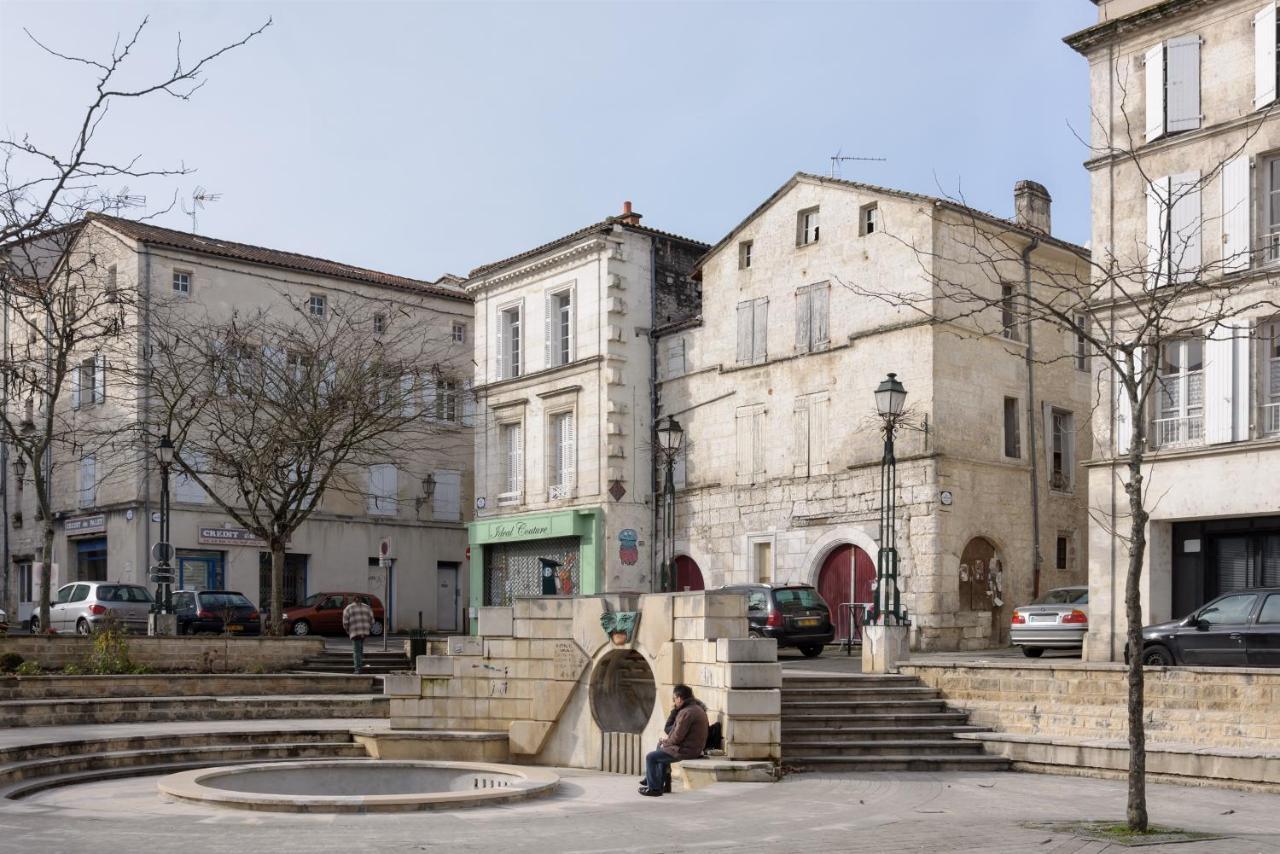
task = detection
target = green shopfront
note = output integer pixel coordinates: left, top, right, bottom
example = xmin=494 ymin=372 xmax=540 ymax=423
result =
xmin=468 ymin=508 xmax=603 ymax=625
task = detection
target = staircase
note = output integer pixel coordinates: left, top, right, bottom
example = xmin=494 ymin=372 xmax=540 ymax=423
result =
xmin=296 ymin=649 xmax=410 ymax=674
xmin=781 ymin=674 xmax=1010 ymax=772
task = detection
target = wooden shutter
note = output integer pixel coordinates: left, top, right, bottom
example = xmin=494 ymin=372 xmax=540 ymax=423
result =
xmin=80 ymin=455 xmax=95 ymax=506
xmin=736 ymin=302 xmax=752 ymax=364
xmin=792 ymin=399 xmax=810 ymax=477
xmin=752 ymin=298 xmax=769 ymax=363
xmin=422 ymin=375 xmax=439 ymax=422
xmin=70 ymin=359 xmax=81 ymax=409
xmin=400 ymin=374 xmax=416 ymax=416
xmin=1233 ymin=321 xmax=1252 ymax=442
xmin=1043 ymin=401 xmax=1055 ymax=486
xmin=1170 ymin=171 xmax=1202 ymax=281
xmin=795 ymin=287 xmax=812 ymax=353
xmin=1222 ymin=156 xmax=1252 ymax=273
xmin=735 ymin=410 xmax=751 ymax=481
xmin=1257 ymin=3 xmax=1278 ymax=108
xmin=507 ymin=424 xmax=523 ymax=493
xmin=560 ymin=412 xmax=575 ymax=490
xmin=1204 ymin=326 xmax=1236 ymax=445
xmin=752 ymin=408 xmax=766 ymax=478
xmin=1165 ymin=35 xmax=1201 ymax=133
xmin=461 ymin=379 xmax=476 ymax=427
xmin=811 ymin=395 xmax=828 ymax=473
xmin=495 ymin=309 xmax=506 ymax=380
xmin=1145 ymin=43 xmax=1165 ymax=142
xmin=544 ymin=292 xmax=554 ymax=368
xmin=812 ymin=284 xmax=830 ymax=348
xmin=94 ymin=354 xmax=106 ymax=403
xmin=433 ymin=470 xmax=461 ymax=521
xmin=1147 ymin=176 xmax=1171 ymax=287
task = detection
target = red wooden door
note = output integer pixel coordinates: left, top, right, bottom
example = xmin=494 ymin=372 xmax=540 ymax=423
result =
xmin=674 ymin=556 xmax=704 ymax=591
xmin=817 ymin=545 xmax=876 ymax=641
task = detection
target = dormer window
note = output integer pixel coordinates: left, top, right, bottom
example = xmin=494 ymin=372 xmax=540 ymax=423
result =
xmin=797 ymin=208 xmax=820 ymax=246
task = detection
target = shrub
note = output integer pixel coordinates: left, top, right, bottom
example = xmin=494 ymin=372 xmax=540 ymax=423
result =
xmin=0 ymin=652 xmax=24 ymax=672
xmin=13 ymin=660 xmax=41 ymax=676
xmin=84 ymin=617 xmax=133 ymax=675
xmin=62 ymin=662 xmax=83 ymax=675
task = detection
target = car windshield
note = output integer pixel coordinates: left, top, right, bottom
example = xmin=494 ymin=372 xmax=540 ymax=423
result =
xmin=200 ymin=593 xmax=253 ymax=610
xmin=302 ymin=593 xmax=325 ymax=607
xmin=773 ymin=587 xmax=825 ymax=609
xmin=1198 ymin=594 xmax=1257 ymax=625
xmin=97 ymin=585 xmax=154 ymax=603
xmin=1032 ymin=588 xmax=1087 ymax=606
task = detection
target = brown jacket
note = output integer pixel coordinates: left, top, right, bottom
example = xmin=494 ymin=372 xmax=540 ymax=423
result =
xmin=660 ymin=700 xmax=709 ymax=759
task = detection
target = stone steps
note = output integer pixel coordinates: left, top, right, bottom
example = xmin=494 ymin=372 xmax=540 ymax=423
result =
xmin=782 ymin=687 xmax=941 ymax=703
xmin=0 ymin=674 xmax=380 ymax=701
xmin=781 ymin=725 xmax=988 ymax=741
xmin=782 ymin=739 xmax=989 ymax=758
xmin=0 ymin=694 xmax=388 ymax=728
xmin=296 ymin=652 xmax=410 ymax=674
xmin=782 ymin=699 xmax=951 ymax=716
xmin=783 ymin=754 xmax=1012 ymax=773
xmin=0 ymin=728 xmax=352 ymax=764
xmin=780 ymin=711 xmax=972 ymax=727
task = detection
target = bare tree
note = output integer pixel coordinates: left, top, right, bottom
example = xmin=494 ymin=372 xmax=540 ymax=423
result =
xmin=149 ymin=297 xmax=469 ymax=635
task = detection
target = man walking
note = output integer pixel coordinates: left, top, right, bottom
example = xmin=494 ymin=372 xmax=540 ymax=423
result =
xmin=342 ymin=596 xmax=375 ymax=673
xmin=640 ymin=684 xmax=708 ymax=797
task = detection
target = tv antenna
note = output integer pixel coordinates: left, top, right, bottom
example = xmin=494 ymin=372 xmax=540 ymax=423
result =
xmin=103 ymin=186 xmax=146 ymax=211
xmin=829 ymin=149 xmax=887 ymax=179
xmin=182 ymin=186 xmax=222 ymax=232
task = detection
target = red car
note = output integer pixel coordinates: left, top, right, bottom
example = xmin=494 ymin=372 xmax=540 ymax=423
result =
xmin=281 ymin=592 xmax=384 ymax=637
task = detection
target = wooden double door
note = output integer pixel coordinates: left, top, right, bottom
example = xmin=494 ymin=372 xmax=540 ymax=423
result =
xmin=816 ymin=544 xmax=875 ymax=641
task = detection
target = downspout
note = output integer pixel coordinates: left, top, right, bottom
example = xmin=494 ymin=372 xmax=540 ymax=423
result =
xmin=648 ymin=239 xmax=660 ymax=594
xmin=141 ymin=246 xmax=153 ymax=584
xmin=1106 ymin=40 xmax=1119 ymax=660
xmin=1022 ymin=236 xmax=1043 ymax=598
xmin=1 ymin=267 xmax=9 ymax=615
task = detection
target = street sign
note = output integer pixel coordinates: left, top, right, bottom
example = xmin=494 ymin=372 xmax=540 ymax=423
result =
xmin=151 ymin=541 xmax=174 ymax=563
xmin=149 ymin=568 xmax=176 ymax=584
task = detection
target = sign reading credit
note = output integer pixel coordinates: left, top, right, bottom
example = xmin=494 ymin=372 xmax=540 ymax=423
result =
xmin=198 ymin=527 xmax=268 ymax=547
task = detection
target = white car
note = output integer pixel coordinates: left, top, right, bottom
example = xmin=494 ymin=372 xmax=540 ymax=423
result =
xmin=0 ymin=607 xmax=7 ymax=633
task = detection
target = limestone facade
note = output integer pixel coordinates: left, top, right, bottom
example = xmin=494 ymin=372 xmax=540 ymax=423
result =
xmin=656 ymin=174 xmax=1094 ymax=650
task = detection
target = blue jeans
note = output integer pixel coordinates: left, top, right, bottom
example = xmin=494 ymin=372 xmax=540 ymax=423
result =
xmin=644 ymin=749 xmax=677 ymax=792
xmin=352 ymin=637 xmax=365 ymax=672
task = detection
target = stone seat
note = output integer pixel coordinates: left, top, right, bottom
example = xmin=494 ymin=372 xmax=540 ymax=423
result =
xmin=350 ymin=728 xmax=509 ymax=762
xmin=671 ymin=759 xmax=775 ymax=791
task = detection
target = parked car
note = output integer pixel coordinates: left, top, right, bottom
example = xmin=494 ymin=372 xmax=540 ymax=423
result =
xmin=0 ymin=607 xmax=7 ymax=634
xmin=1010 ymin=585 xmax=1089 ymax=658
xmin=29 ymin=582 xmax=154 ymax=635
xmin=720 ymin=583 xmax=834 ymax=657
xmin=281 ymin=592 xmax=384 ymax=637
xmin=1134 ymin=588 xmax=1280 ymax=667
xmin=172 ymin=590 xmax=261 ymax=635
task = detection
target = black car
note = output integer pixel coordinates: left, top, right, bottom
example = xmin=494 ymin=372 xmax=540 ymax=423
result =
xmin=721 ymin=583 xmax=835 ymax=657
xmin=1136 ymin=587 xmax=1280 ymax=667
xmin=172 ymin=590 xmax=262 ymax=635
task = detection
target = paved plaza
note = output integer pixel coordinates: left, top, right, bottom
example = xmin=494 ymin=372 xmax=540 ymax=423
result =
xmin=2 ymin=759 xmax=1277 ymax=853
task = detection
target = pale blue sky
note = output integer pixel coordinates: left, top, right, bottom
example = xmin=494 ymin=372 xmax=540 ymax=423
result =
xmin=1 ymin=0 xmax=1097 ymax=281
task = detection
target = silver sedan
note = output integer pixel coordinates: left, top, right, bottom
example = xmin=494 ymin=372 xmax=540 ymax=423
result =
xmin=1010 ymin=585 xmax=1088 ymax=658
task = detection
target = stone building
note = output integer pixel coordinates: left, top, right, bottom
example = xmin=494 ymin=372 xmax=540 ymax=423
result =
xmin=656 ymin=173 xmax=1094 ymax=651
xmin=463 ymin=204 xmax=705 ymax=617
xmin=2 ymin=215 xmax=473 ymax=633
xmin=1068 ymin=0 xmax=1280 ymax=660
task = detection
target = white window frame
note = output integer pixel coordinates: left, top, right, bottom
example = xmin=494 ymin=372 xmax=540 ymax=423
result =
xmin=367 ymin=463 xmax=398 ymax=516
xmin=79 ymin=454 xmax=95 ymax=507
xmin=546 ymin=286 xmax=574 ymax=368
xmin=308 ymin=294 xmax=327 ymax=318
xmin=860 ymin=202 xmax=879 ymax=236
xmin=797 ymin=207 xmax=820 ymax=246
xmin=498 ymin=421 xmax=524 ymax=504
xmin=547 ymin=409 xmax=576 ymax=501
xmin=1000 ymin=283 xmax=1021 ymax=342
xmin=739 ymin=240 xmax=753 ymax=269
xmin=172 ymin=270 xmax=191 ymax=296
xmin=452 ymin=320 xmax=467 ymax=344
xmin=1073 ymin=313 xmax=1089 ymax=372
xmin=1262 ymin=319 xmax=1280 ymax=435
xmin=1155 ymin=338 xmax=1205 ymax=447
xmin=497 ymin=302 xmax=523 ymax=380
xmin=1048 ymin=407 xmax=1074 ymax=492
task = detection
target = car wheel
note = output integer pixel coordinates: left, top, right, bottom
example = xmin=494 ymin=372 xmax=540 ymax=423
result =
xmin=798 ymin=643 xmax=823 ymax=658
xmin=291 ymin=620 xmax=311 ymax=636
xmin=28 ymin=616 xmax=39 ymax=634
xmin=748 ymin=629 xmax=764 ymax=640
xmin=1142 ymin=645 xmax=1174 ymax=666
xmin=76 ymin=619 xmax=92 ymax=636
xmin=370 ymin=620 xmax=384 ymax=637
xmin=1021 ymin=646 xmax=1044 ymax=658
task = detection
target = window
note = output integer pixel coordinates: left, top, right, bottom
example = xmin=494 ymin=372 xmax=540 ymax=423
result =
xmin=452 ymin=320 xmax=467 ymax=344
xmin=497 ymin=304 xmax=522 ymax=380
xmin=1258 ymin=3 xmax=1279 ymax=109
xmin=1049 ymin=408 xmax=1074 ymax=491
xmin=797 ymin=207 xmax=820 ymax=246
xmin=308 ymin=294 xmax=327 ymax=318
xmin=373 ymin=314 xmax=386 ymax=334
xmin=664 ymin=337 xmax=686 ymax=379
xmin=174 ymin=452 xmax=208 ymax=504
xmin=79 ymin=454 xmax=95 ymax=507
xmin=735 ymin=405 xmax=766 ymax=483
xmin=735 ymin=298 xmax=768 ymax=365
xmin=795 ymin=283 xmax=830 ymax=353
xmin=1003 ymin=397 xmax=1021 ymax=458
xmin=546 ymin=289 xmax=573 ymax=367
xmin=1197 ymin=593 xmax=1257 ymax=625
xmin=499 ymin=423 xmax=523 ymax=501
xmin=1144 ymin=35 xmax=1201 ymax=142
xmin=368 ymin=463 xmax=398 ymax=515
xmin=860 ymin=203 xmax=879 ymax=236
xmin=753 ymin=540 xmax=773 ymax=583
xmin=1074 ymin=313 xmax=1089 ymax=371
xmin=739 ymin=240 xmax=753 ymax=269
xmin=172 ymin=270 xmax=191 ymax=296
xmin=1147 ymin=172 xmax=1202 ymax=285
xmin=431 ymin=378 xmax=459 ymax=423
xmin=1260 ymin=594 xmax=1280 ymax=624
xmin=72 ymin=355 xmax=104 ymax=409
xmin=548 ymin=411 xmax=575 ymax=500
xmin=1264 ymin=158 xmax=1280 ymax=264
xmin=1000 ymin=283 xmax=1020 ymax=341
xmin=792 ymin=393 xmax=829 ymax=477
xmin=1055 ymin=535 xmax=1070 ymax=571
xmin=17 ymin=561 xmax=32 ymax=603
xmin=1155 ymin=338 xmax=1204 ymax=446
xmin=1264 ymin=320 xmax=1280 ymax=435
xmin=432 ymin=470 xmax=462 ymax=521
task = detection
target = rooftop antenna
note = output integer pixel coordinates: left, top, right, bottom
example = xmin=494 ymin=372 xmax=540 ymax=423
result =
xmin=182 ymin=186 xmax=222 ymax=232
xmin=829 ymin=149 xmax=887 ymax=179
xmin=103 ymin=186 xmax=146 ymax=212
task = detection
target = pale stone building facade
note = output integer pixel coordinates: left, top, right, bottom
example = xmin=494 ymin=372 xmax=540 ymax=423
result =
xmin=2 ymin=215 xmax=473 ymax=633
xmin=1069 ymin=0 xmax=1280 ymax=660
xmin=657 ymin=173 xmax=1094 ymax=651
xmin=464 ymin=205 xmax=705 ymax=618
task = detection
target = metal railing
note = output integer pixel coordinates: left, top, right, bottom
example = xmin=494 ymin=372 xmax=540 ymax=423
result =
xmin=1264 ymin=402 xmax=1280 ymax=436
xmin=1152 ymin=415 xmax=1204 ymax=448
xmin=841 ymin=602 xmax=873 ymax=656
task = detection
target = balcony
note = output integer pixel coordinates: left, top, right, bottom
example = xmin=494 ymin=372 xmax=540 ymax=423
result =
xmin=1264 ymin=402 xmax=1280 ymax=436
xmin=1152 ymin=415 xmax=1204 ymax=449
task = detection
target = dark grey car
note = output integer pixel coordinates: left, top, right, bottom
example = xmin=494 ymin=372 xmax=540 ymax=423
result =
xmin=29 ymin=582 xmax=154 ymax=635
xmin=1010 ymin=585 xmax=1089 ymax=657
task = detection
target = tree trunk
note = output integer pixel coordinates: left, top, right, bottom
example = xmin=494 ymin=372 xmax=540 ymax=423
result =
xmin=37 ymin=523 xmax=54 ymax=633
xmin=270 ymin=541 xmax=285 ymax=637
xmin=1124 ymin=443 xmax=1149 ymax=831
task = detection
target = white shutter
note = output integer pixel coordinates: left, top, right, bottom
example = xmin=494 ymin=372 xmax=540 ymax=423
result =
xmin=79 ymin=455 xmax=95 ymax=506
xmin=94 ymin=354 xmax=106 ymax=404
xmin=461 ymin=379 xmax=476 ymax=427
xmin=752 ymin=298 xmax=769 ymax=363
xmin=1165 ymin=35 xmax=1201 ymax=133
xmin=795 ymin=287 xmax=812 ymax=352
xmin=672 ymin=446 xmax=686 ymax=489
xmin=433 ymin=470 xmax=461 ymax=521
xmin=1204 ymin=326 xmax=1236 ymax=445
xmin=1234 ymin=321 xmax=1252 ymax=441
xmin=812 ymin=284 xmax=830 ymax=347
xmin=792 ymin=399 xmax=810 ymax=477
xmin=560 ymin=412 xmax=575 ymax=490
xmin=1257 ymin=3 xmax=1277 ymax=108
xmin=1145 ymin=43 xmax=1166 ymax=142
xmin=1043 ymin=401 xmax=1055 ymax=485
xmin=1147 ymin=176 xmax=1171 ymax=286
xmin=544 ymin=292 xmax=554 ymax=368
xmin=735 ymin=410 xmax=751 ymax=480
xmin=422 ymin=375 xmax=439 ymax=422
xmin=512 ymin=424 xmax=523 ymax=491
xmin=811 ymin=395 xmax=828 ymax=473
xmin=1170 ymin=171 xmax=1202 ymax=281
xmin=321 ymin=360 xmax=336 ymax=396
xmin=176 ymin=452 xmax=207 ymax=504
xmin=367 ymin=465 xmax=381 ymax=513
xmin=401 ymin=374 xmax=416 ymax=416
xmin=736 ymin=302 xmax=752 ymax=364
xmin=1116 ymin=355 xmax=1138 ymax=455
xmin=70 ymin=360 xmax=81 ymax=409
xmin=752 ymin=408 xmax=766 ymax=478
xmin=1222 ymin=156 xmax=1252 ymax=273
xmin=495 ymin=309 xmax=506 ymax=380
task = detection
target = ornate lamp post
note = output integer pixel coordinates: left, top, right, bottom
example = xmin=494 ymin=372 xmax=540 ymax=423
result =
xmin=655 ymin=416 xmax=684 ymax=593
xmin=873 ymin=373 xmax=908 ymax=625
xmin=152 ymin=435 xmax=177 ymax=630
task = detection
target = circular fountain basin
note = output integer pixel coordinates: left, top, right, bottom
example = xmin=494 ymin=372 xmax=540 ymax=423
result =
xmin=157 ymin=760 xmax=560 ymax=813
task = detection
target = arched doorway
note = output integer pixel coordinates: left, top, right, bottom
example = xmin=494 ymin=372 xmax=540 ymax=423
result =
xmin=816 ymin=544 xmax=875 ymax=641
xmin=674 ymin=556 xmax=704 ymax=591
xmin=959 ymin=536 xmax=1006 ymax=646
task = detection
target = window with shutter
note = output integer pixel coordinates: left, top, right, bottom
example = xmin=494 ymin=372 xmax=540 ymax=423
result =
xmin=548 ymin=411 xmax=575 ymax=499
xmin=1165 ymin=36 xmax=1201 ymax=133
xmin=794 ymin=284 xmax=831 ymax=353
xmin=736 ymin=302 xmax=753 ymax=364
xmin=79 ymin=455 xmax=95 ymax=507
xmin=1003 ymin=397 xmax=1021 ymax=458
xmin=422 ymin=375 xmax=438 ymax=421
xmin=735 ymin=406 xmax=765 ymax=483
xmin=1114 ymin=348 xmax=1144 ymax=455
xmin=461 ymin=379 xmax=477 ymax=427
xmin=1257 ymin=3 xmax=1278 ymax=109
xmin=500 ymin=423 xmax=523 ymax=500
xmin=1169 ymin=171 xmax=1202 ymax=282
xmin=401 ymin=374 xmax=416 ymax=417
xmin=368 ymin=464 xmax=397 ymax=515
xmin=1155 ymin=339 xmax=1205 ymax=447
xmin=1222 ymin=156 xmax=1251 ymax=273
xmin=175 ymin=452 xmax=208 ymax=504
xmin=1046 ymin=407 xmax=1074 ymax=492
xmin=432 ymin=470 xmax=462 ymax=521
xmin=752 ymin=298 xmax=768 ymax=363
xmin=792 ymin=400 xmax=810 ymax=477
xmin=1145 ymin=43 xmax=1165 ymax=142
xmin=795 ymin=288 xmax=812 ymax=353
xmin=752 ymin=408 xmax=766 ymax=479
xmin=497 ymin=304 xmax=522 ymax=379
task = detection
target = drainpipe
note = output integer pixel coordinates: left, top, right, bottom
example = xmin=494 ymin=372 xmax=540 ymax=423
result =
xmin=648 ymin=239 xmax=660 ymax=594
xmin=141 ymin=246 xmax=153 ymax=585
xmin=1 ymin=267 xmax=9 ymax=615
xmin=1021 ymin=237 xmax=1043 ymax=599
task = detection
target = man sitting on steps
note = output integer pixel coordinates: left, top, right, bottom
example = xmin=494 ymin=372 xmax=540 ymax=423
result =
xmin=640 ymin=684 xmax=708 ymax=797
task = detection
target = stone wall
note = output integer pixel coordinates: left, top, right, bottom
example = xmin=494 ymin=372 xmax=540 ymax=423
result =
xmin=385 ymin=591 xmax=781 ymax=770
xmin=902 ymin=661 xmax=1280 ymax=748
xmin=0 ymin=636 xmax=324 ymax=673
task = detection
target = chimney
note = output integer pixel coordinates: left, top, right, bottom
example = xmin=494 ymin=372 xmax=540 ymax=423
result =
xmin=618 ymin=200 xmax=642 ymax=226
xmin=1013 ymin=180 xmax=1052 ymax=235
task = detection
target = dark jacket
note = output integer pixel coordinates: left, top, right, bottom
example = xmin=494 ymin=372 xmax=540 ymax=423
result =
xmin=660 ymin=699 xmax=709 ymax=760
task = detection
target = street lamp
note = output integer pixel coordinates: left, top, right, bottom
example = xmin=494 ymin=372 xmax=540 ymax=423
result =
xmin=655 ymin=416 xmax=684 ymax=593
xmin=873 ymin=374 xmax=908 ymax=625
xmin=414 ymin=473 xmax=437 ymax=515
xmin=154 ymin=435 xmax=176 ymax=619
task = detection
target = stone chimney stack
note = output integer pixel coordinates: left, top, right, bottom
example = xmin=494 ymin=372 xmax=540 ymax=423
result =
xmin=618 ymin=200 xmax=643 ymax=226
xmin=1013 ymin=180 xmax=1052 ymax=235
